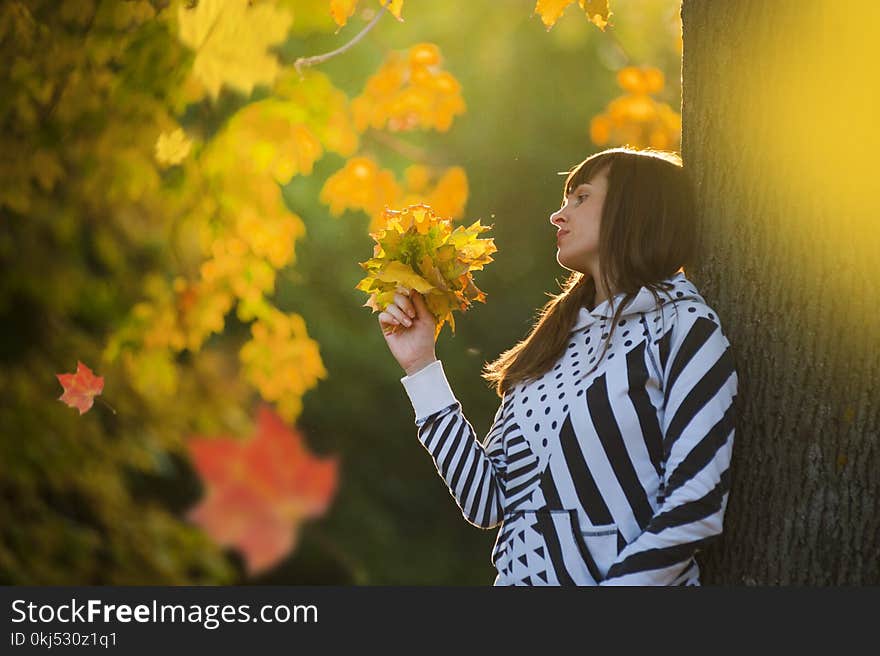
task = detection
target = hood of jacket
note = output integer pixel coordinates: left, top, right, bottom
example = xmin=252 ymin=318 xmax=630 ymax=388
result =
xmin=569 ymin=270 xmax=705 ymax=333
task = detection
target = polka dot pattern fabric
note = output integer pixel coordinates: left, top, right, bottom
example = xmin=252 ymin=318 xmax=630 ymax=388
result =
xmin=401 ymin=270 xmax=738 ymax=586
xmin=509 ymin=270 xmax=705 ymax=482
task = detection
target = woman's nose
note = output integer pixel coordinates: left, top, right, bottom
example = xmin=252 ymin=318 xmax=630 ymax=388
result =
xmin=550 ymin=210 xmax=564 ymax=227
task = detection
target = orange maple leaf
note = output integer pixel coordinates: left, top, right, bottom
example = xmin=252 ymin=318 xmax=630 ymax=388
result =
xmin=185 ymin=403 xmax=339 ymax=577
xmin=56 ymin=361 xmax=104 ymax=415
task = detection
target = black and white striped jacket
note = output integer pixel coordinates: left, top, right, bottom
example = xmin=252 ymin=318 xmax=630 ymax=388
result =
xmin=400 ymin=271 xmax=738 ymax=585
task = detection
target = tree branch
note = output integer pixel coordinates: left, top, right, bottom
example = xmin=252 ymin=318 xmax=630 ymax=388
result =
xmin=293 ymin=1 xmax=392 ymax=79
xmin=365 ymin=129 xmax=440 ymax=165
xmin=602 ymin=24 xmax=634 ymax=66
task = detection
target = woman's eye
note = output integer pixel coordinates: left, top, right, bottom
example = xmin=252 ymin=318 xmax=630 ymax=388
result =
xmin=561 ymin=193 xmax=587 ymax=209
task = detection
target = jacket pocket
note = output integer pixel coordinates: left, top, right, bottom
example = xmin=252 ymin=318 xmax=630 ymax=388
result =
xmin=571 ymin=509 xmax=619 ymax=582
xmin=490 ymin=528 xmax=508 ymax=569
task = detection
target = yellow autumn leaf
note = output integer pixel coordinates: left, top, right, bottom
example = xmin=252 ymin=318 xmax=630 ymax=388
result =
xmin=155 ymin=128 xmax=192 ymax=167
xmin=617 ymin=66 xmax=665 ymax=95
xmin=579 ymin=0 xmax=611 ymax=30
xmin=533 ymin=0 xmax=572 ymax=29
xmin=424 ymin=290 xmax=456 ymax=341
xmin=319 ymin=155 xmax=401 ymax=219
xmin=589 ymin=65 xmax=680 ymax=150
xmin=381 ymin=0 xmax=405 ymax=22
xmin=351 ymin=43 xmax=465 ymax=134
xmin=330 ymin=0 xmax=405 ymax=28
xmin=356 ymin=203 xmax=495 ymax=339
xmin=404 ymin=164 xmax=431 ymax=193
xmin=177 ymin=0 xmax=293 ymax=100
xmin=329 ymin=0 xmax=358 ymax=27
xmin=418 ymin=253 xmax=449 ymax=291
xmin=272 ymin=69 xmax=359 ymax=157
xmin=395 ymin=164 xmax=469 ymax=224
xmin=426 ymin=166 xmax=468 ymax=220
xmin=200 ymin=99 xmax=323 ymax=184
xmin=533 ymin=0 xmax=611 ymax=31
xmin=374 ymin=260 xmax=435 ymax=293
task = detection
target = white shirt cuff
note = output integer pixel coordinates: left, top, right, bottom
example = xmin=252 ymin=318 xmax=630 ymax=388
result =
xmin=400 ymin=359 xmax=458 ymax=422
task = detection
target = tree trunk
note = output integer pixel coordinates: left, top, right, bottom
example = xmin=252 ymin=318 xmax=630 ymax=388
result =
xmin=682 ymin=0 xmax=880 ymax=584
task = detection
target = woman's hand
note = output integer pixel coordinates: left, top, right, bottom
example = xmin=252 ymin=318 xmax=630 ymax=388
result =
xmin=379 ymin=288 xmax=438 ymax=376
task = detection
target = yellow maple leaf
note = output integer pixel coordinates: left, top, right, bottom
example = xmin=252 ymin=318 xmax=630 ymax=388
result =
xmin=329 ymin=0 xmax=358 ymax=27
xmin=239 ymin=310 xmax=327 ymax=424
xmin=617 ymin=66 xmax=664 ymax=95
xmin=533 ymin=0 xmax=611 ymax=31
xmin=155 ymin=128 xmax=192 ymax=167
xmin=201 ymin=99 xmax=323 ymax=184
xmin=273 ymin=69 xmax=359 ymax=158
xmin=177 ymin=0 xmax=293 ymax=100
xmin=589 ymin=66 xmax=680 ymax=150
xmin=426 ymin=166 xmax=468 ymax=220
xmin=404 ymin=164 xmax=431 ymax=193
xmin=330 ymin=0 xmax=405 ymax=28
xmin=356 ymin=203 xmax=495 ymax=340
xmin=579 ymin=0 xmax=611 ymax=30
xmin=319 ymin=155 xmax=401 ymax=218
xmin=351 ymin=43 xmax=465 ymax=133
xmin=374 ymin=260 xmax=435 ymax=293
xmin=396 ymin=165 xmax=468 ymax=222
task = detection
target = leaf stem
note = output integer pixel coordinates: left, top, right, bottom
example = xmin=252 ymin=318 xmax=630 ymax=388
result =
xmin=97 ymin=396 xmax=117 ymax=415
xmin=365 ymin=129 xmax=439 ymax=165
xmin=293 ymin=1 xmax=393 ymax=79
xmin=603 ymin=24 xmax=634 ymax=65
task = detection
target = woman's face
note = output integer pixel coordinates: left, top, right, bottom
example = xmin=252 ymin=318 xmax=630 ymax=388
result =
xmin=549 ymin=166 xmax=609 ymax=275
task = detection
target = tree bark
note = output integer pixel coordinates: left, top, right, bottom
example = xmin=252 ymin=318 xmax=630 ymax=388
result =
xmin=682 ymin=0 xmax=880 ymax=584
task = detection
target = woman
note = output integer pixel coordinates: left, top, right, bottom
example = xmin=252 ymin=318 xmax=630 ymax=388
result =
xmin=378 ymin=146 xmax=738 ymax=586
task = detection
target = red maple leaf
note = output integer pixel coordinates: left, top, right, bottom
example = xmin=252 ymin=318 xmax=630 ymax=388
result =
xmin=56 ymin=361 xmax=104 ymax=415
xmin=185 ymin=403 xmax=339 ymax=577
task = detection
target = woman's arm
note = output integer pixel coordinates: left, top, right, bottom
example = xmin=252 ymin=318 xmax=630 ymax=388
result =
xmin=599 ymin=312 xmax=738 ymax=585
xmin=401 ymin=359 xmax=508 ymax=529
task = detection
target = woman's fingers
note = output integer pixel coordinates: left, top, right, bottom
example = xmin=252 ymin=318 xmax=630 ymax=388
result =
xmin=379 ymin=290 xmax=428 ymax=333
xmin=378 ymin=312 xmax=401 ymax=336
xmin=393 ymin=292 xmax=416 ymax=319
xmin=410 ymin=291 xmax=432 ymax=321
xmin=385 ymin=303 xmax=412 ymax=327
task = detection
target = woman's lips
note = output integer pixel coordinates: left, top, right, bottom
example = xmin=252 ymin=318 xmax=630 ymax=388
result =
xmin=556 ymin=230 xmax=569 ymax=244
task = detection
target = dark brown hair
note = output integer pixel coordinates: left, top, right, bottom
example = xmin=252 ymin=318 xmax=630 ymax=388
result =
xmin=481 ymin=146 xmax=698 ymax=397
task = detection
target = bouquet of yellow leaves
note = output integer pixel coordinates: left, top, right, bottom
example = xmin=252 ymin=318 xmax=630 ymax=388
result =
xmin=356 ymin=203 xmax=497 ymax=342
